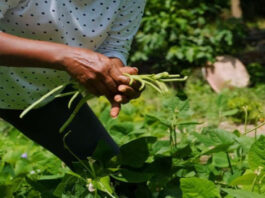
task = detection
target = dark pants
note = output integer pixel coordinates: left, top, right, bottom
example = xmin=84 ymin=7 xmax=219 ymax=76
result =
xmin=0 ymin=93 xmax=119 ymax=168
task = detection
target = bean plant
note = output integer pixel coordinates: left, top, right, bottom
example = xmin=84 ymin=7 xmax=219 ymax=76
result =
xmin=0 ymin=82 xmax=265 ymax=197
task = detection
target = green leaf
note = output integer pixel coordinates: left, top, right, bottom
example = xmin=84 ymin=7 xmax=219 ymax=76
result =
xmin=230 ymin=173 xmax=256 ymax=186
xmin=248 ymin=135 xmax=265 ymax=170
xmin=174 ymin=144 xmax=192 ymax=159
xmin=0 ymin=185 xmax=13 ymax=198
xmin=222 ymin=109 xmax=239 ymax=117
xmin=53 ymin=175 xmax=77 ymax=197
xmin=110 ymin=122 xmax=135 ymax=135
xmin=2 ymin=151 xmax=22 ymax=164
xmin=111 ymin=169 xmax=152 ymax=183
xmin=27 ymin=177 xmax=60 ymax=198
xmin=193 ymin=129 xmax=237 ymax=154
xmin=145 ymin=113 xmax=171 ymax=127
xmin=14 ymin=160 xmax=31 ymax=176
xmin=38 ymin=174 xmax=64 ymax=180
xmin=180 ymin=177 xmax=220 ymax=198
xmin=222 ymin=188 xmax=265 ymax=198
xmin=118 ymin=137 xmax=156 ymax=168
xmin=186 ymin=48 xmax=195 ymax=63
xmin=203 ymin=129 xmax=236 ymax=146
xmin=199 ymin=144 xmax=232 ymax=157
xmin=95 ymin=176 xmax=114 ymax=197
xmin=152 ymin=140 xmax=171 ymax=156
xmin=212 ymin=152 xmax=228 ymax=168
xmin=237 ymin=136 xmax=255 ymax=153
xmin=92 ymin=139 xmax=116 ymax=164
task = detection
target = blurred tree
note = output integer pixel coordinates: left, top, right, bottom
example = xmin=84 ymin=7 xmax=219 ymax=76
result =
xmin=231 ymin=0 xmax=242 ymax=18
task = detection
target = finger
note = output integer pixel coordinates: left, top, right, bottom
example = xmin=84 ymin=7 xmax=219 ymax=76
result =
xmin=84 ymin=80 xmax=102 ymax=96
xmin=114 ymin=94 xmax=129 ymax=104
xmin=118 ymin=85 xmax=137 ymax=98
xmin=95 ymin=81 xmax=111 ymax=97
xmin=108 ymin=97 xmax=121 ymax=118
xmin=118 ymin=67 xmax=141 ymax=88
xmin=118 ymin=89 xmax=141 ymax=101
xmin=111 ymin=103 xmax=120 ymax=118
xmin=116 ymin=67 xmax=139 ymax=85
xmin=110 ymin=66 xmax=130 ymax=85
xmin=133 ymin=91 xmax=141 ymax=99
xmin=103 ymin=76 xmax=118 ymax=93
xmin=119 ymin=67 xmax=138 ymax=75
xmin=86 ymin=86 xmax=101 ymax=96
xmin=119 ymin=78 xmax=141 ymax=91
xmin=97 ymin=70 xmax=118 ymax=93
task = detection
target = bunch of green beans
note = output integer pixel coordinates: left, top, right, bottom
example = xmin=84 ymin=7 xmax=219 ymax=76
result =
xmin=125 ymin=72 xmax=187 ymax=93
xmin=20 ymin=72 xmax=187 ymax=132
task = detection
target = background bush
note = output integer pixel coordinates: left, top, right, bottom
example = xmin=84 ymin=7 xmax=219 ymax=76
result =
xmin=129 ymin=0 xmax=246 ymax=74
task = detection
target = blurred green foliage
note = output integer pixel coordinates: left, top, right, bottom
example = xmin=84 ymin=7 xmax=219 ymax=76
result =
xmin=129 ymin=0 xmax=247 ymax=74
xmin=0 ymin=85 xmax=265 ymax=197
xmin=247 ymin=62 xmax=265 ymax=86
xmin=185 ymin=73 xmax=265 ymax=124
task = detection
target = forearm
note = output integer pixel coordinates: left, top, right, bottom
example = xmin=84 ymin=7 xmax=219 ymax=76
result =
xmin=0 ymin=32 xmax=67 ymax=70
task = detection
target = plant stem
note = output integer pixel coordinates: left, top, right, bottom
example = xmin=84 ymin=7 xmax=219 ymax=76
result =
xmin=244 ymin=122 xmax=265 ymax=135
xmin=88 ymin=160 xmax=96 ymax=179
xmin=226 ymin=152 xmax=234 ymax=175
xmin=68 ymin=91 xmax=80 ymax=109
xmin=124 ymin=73 xmax=187 ymax=94
xmin=55 ymin=91 xmax=76 ymax=98
xmin=251 ymin=174 xmax=258 ymax=192
xmin=243 ymin=106 xmax=248 ymax=134
xmin=20 ymin=84 xmax=66 ymax=118
xmin=63 ymin=131 xmax=93 ymax=176
xmin=160 ymin=77 xmax=188 ymax=82
xmin=60 ymin=94 xmax=91 ymax=133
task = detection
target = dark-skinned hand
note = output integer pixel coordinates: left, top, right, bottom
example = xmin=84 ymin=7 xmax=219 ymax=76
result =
xmin=62 ymin=47 xmax=141 ymax=118
xmin=110 ymin=57 xmax=142 ymax=104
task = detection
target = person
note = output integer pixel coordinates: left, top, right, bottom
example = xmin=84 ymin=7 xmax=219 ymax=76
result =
xmin=0 ymin=0 xmax=146 ymax=168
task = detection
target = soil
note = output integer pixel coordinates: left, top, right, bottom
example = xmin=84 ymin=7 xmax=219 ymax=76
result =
xmin=218 ymin=121 xmax=265 ymax=137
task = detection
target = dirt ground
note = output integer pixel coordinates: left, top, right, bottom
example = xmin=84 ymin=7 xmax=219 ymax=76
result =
xmin=196 ymin=120 xmax=265 ymax=137
xmin=219 ymin=121 xmax=265 ymax=136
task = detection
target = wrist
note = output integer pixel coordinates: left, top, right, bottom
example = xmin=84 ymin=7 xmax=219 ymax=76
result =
xmin=110 ymin=57 xmax=124 ymax=68
xmin=59 ymin=47 xmax=105 ymax=72
xmin=55 ymin=45 xmax=74 ymax=71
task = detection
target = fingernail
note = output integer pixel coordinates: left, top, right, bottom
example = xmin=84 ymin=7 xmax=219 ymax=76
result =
xmin=111 ymin=115 xmax=118 ymax=119
xmin=133 ymin=67 xmax=139 ymax=72
xmin=114 ymin=95 xmax=122 ymax=102
xmin=118 ymin=86 xmax=126 ymax=92
xmin=119 ymin=76 xmax=129 ymax=83
xmin=117 ymin=98 xmax=122 ymax=103
xmin=111 ymin=111 xmax=118 ymax=119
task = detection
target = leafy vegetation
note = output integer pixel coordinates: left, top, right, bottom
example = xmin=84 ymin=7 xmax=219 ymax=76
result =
xmin=130 ymin=0 xmax=246 ymax=74
xmin=185 ymin=73 xmax=265 ymax=124
xmin=1 ymin=0 xmax=265 ymax=197
xmin=0 ymin=80 xmax=265 ymax=197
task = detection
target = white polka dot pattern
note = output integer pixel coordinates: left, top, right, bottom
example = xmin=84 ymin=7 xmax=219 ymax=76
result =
xmin=0 ymin=0 xmax=146 ymax=109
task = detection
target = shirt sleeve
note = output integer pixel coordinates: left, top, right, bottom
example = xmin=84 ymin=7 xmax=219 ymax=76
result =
xmin=0 ymin=0 xmax=21 ymax=19
xmin=96 ymin=0 xmax=146 ymax=65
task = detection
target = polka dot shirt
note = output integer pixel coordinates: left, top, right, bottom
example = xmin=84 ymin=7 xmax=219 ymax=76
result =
xmin=0 ymin=0 xmax=146 ymax=109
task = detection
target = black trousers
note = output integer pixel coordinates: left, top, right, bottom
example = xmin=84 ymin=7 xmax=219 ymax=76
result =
xmin=0 ymin=93 xmax=119 ymax=168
